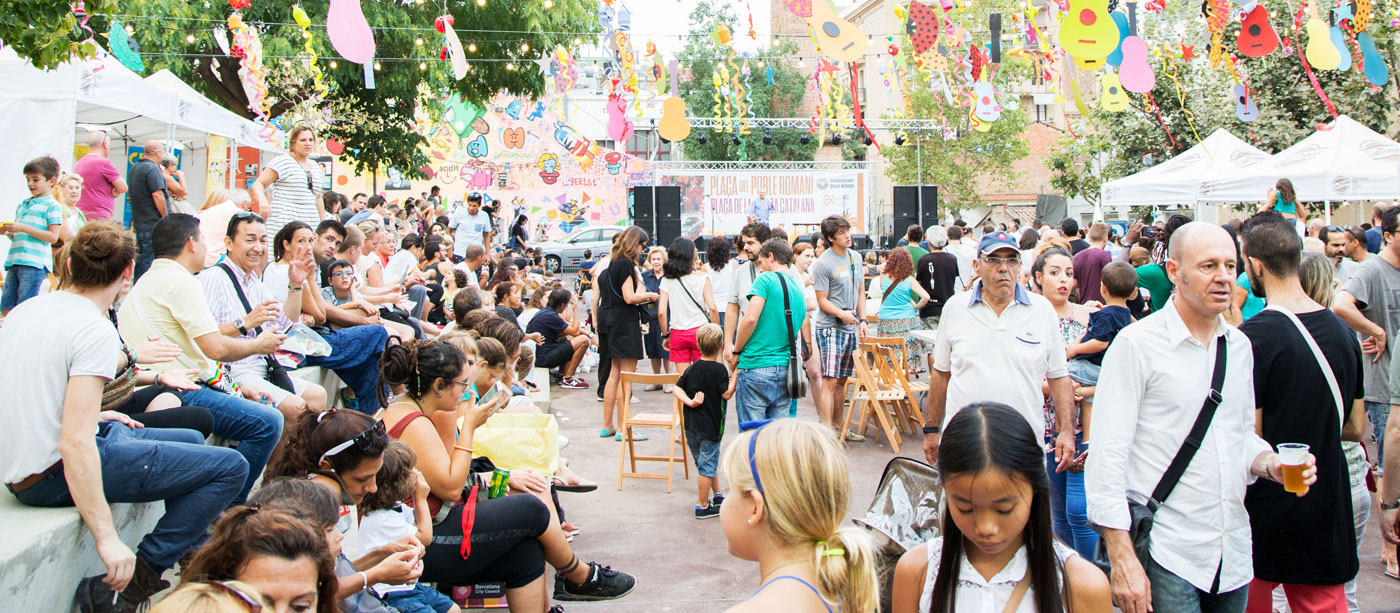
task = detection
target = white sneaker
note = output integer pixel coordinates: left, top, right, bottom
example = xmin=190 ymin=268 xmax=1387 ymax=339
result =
xmin=631 ymin=396 xmax=641 ymax=404
xmin=558 ymin=435 xmax=569 ymax=451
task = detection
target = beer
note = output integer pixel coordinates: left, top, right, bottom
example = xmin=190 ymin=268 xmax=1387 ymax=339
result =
xmin=1277 ymin=443 xmax=1309 ymax=494
xmin=1281 ymin=463 xmax=1307 ymax=494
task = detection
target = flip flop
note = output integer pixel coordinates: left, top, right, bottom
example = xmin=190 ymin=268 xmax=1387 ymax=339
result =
xmin=1386 ymin=568 xmax=1400 ymax=581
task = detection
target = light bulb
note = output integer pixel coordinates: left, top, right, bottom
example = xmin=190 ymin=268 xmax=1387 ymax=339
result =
xmin=574 ymin=37 xmax=581 ymax=46
xmin=419 ymin=62 xmax=427 ymax=70
xmin=329 ymin=60 xmax=338 ymax=69
xmin=544 ymin=0 xmax=553 ymax=6
xmin=476 ymin=0 xmax=485 ymax=6
xmin=506 ymin=62 xmax=515 ymax=70
xmin=374 ymin=61 xmax=382 ymax=70
xmin=468 ymin=43 xmax=477 ymax=52
xmin=521 ymin=43 xmax=530 ymax=53
xmin=186 ymin=34 xmax=195 ymax=43
xmin=416 ymin=37 xmax=423 ymax=46
xmin=124 ymin=24 xmax=134 ymax=35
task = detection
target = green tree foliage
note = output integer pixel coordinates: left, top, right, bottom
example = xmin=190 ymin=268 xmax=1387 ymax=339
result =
xmin=78 ymin=1 xmax=596 ymax=177
xmin=0 ymin=0 xmax=119 ymax=69
xmin=676 ymin=1 xmax=818 ymax=161
xmin=879 ymin=0 xmax=1032 ymax=213
xmin=1046 ymin=0 xmax=1397 ymax=206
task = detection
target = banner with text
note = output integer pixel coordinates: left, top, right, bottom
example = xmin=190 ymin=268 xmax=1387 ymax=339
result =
xmin=658 ymin=170 xmax=866 ymax=238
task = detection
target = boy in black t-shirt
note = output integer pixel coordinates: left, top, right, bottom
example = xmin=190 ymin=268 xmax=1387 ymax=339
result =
xmin=672 ymin=323 xmax=735 ymax=519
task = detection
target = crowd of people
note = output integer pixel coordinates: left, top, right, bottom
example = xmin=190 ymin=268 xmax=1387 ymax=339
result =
xmin=2 ymin=131 xmax=1399 ymax=613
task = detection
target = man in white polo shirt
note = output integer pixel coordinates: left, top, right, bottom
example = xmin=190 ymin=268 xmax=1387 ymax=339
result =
xmin=924 ymin=230 xmax=1077 ymax=469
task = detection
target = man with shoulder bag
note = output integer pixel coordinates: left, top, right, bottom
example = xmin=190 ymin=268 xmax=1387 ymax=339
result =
xmin=1086 ymin=223 xmax=1317 ymax=613
xmin=731 ymin=239 xmax=807 ymax=423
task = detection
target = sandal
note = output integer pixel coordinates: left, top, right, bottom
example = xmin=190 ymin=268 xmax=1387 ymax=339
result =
xmin=599 ymin=428 xmax=617 ymax=438
xmin=615 ymin=431 xmax=649 ymax=442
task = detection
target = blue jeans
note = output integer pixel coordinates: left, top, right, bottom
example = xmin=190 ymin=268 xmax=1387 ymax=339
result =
xmin=405 ymin=284 xmax=428 ymax=320
xmin=0 ymin=264 xmax=46 ymax=312
xmin=180 ymin=386 xmax=284 ymax=502
xmin=1067 ymin=358 xmax=1101 ymax=387
xmin=9 ymin=423 xmax=247 ymax=569
xmin=734 ymin=365 xmax=794 ymax=424
xmin=306 ymin=324 xmax=388 ymax=415
xmin=687 ymin=437 xmax=720 ymax=478
xmin=1366 ymin=401 xmax=1390 ymax=475
xmin=1146 ymin=557 xmax=1248 ymax=613
xmin=134 ymin=230 xmax=154 ymax=281
xmin=1046 ymin=438 xmax=1097 ymax=558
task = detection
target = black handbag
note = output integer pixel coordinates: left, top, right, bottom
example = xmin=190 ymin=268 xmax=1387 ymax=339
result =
xmin=1092 ymin=335 xmax=1227 ymax=575
xmin=776 ymin=273 xmax=808 ymax=399
xmin=218 ymin=264 xmax=298 ymax=394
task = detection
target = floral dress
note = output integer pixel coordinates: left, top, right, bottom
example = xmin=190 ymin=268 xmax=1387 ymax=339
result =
xmin=1043 ymin=314 xmax=1086 ymax=444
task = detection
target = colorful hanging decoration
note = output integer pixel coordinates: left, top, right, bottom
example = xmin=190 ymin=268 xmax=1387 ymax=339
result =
xmin=292 ymin=5 xmax=329 ymax=99
xmin=1059 ymin=0 xmax=1120 ymax=69
xmin=437 ymin=14 xmax=468 ymax=80
xmin=1119 ymin=0 xmax=1155 ymax=92
xmin=1237 ymin=4 xmax=1280 ymax=57
xmin=327 ymin=0 xmax=374 ymax=64
xmin=228 ymin=13 xmax=270 ymax=121
xmin=107 ymin=21 xmax=145 ymax=72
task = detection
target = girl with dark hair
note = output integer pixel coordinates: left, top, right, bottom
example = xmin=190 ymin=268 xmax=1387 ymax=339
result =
xmin=486 ymin=263 xmax=518 ymax=292
xmin=1262 ymin=177 xmax=1305 ymax=229
xmin=659 ymin=237 xmax=719 ymax=377
xmin=599 ymin=226 xmax=658 ymax=437
xmin=892 ymin=402 xmax=1109 ymax=613
xmin=183 ymin=505 xmax=339 ymax=613
xmin=1029 ymin=248 xmax=1097 ymax=558
xmin=510 ymin=214 xmax=530 ymax=251
xmin=376 ymin=340 xmax=637 ymax=608
xmin=876 ymin=247 xmax=931 ymax=358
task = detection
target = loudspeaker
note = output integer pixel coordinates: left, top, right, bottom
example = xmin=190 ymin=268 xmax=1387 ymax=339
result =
xmin=893 ymin=186 xmax=939 ymax=228
xmin=656 ymin=219 xmax=682 ymax=247
xmin=890 ymin=217 xmax=917 ymax=246
xmin=629 ymin=186 xmax=681 ymax=223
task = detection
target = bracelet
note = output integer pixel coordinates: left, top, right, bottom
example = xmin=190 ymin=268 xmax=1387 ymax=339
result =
xmin=1381 ymin=499 xmax=1400 ymax=511
xmin=288 ymin=284 xmax=302 ymax=292
xmin=922 ymin=425 xmax=941 ymax=435
xmin=357 ymin=571 xmax=368 ymax=591
xmin=454 ymin=445 xmax=474 ymax=454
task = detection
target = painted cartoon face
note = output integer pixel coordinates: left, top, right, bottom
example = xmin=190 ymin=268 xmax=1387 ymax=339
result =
xmin=543 ymin=158 xmax=557 ymax=173
xmin=972 ymin=81 xmax=1002 ymax=122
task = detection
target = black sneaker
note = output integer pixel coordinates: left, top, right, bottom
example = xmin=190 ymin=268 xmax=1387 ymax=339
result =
xmin=695 ymin=504 xmax=719 ymax=520
xmin=711 ymin=493 xmax=725 ymax=507
xmin=553 ymin=562 xmax=636 ymax=601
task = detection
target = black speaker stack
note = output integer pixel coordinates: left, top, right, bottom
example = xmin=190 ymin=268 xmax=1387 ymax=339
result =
xmin=630 ymin=186 xmax=682 ymax=246
xmin=892 ymin=186 xmax=939 ymax=243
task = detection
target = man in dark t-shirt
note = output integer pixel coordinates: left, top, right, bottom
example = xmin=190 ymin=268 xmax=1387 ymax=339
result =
xmin=1239 ymin=213 xmax=1363 ymax=606
xmin=1073 ymin=222 xmax=1114 ymax=303
xmin=525 ymin=287 xmax=591 ymax=388
xmin=914 ymin=227 xmax=960 ymax=328
xmin=127 ymin=141 xmax=170 ymax=280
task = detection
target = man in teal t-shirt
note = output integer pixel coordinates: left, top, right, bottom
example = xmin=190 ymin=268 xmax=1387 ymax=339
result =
xmin=733 ymin=238 xmax=807 ymax=423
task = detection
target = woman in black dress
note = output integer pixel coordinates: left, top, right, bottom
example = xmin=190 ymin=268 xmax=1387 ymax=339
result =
xmin=598 ymin=227 xmax=657 ymax=437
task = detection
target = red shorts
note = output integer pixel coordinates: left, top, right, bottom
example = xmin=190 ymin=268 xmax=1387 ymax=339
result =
xmin=668 ymin=326 xmax=704 ymax=364
xmin=1246 ymin=579 xmax=1346 ymax=613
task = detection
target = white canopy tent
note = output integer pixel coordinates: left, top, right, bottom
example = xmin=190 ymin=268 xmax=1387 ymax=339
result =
xmin=1201 ymin=115 xmax=1400 ymax=217
xmin=0 ymin=47 xmax=283 ymax=225
xmin=1098 ymin=129 xmax=1271 ymax=218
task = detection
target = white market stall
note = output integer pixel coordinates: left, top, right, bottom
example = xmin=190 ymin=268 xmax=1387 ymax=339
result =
xmin=1201 ymin=115 xmax=1400 ymax=221
xmin=1098 ymin=129 xmax=1271 ymax=219
xmin=0 ymin=47 xmax=283 ymax=226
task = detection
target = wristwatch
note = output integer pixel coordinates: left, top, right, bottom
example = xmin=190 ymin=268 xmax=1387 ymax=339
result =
xmin=1383 ymin=499 xmax=1400 ymax=511
xmin=922 ymin=425 xmax=941 ymax=435
xmin=235 ymin=318 xmax=248 ymax=336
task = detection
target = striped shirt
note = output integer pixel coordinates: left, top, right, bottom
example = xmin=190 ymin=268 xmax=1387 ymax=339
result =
xmin=5 ymin=195 xmax=63 ymax=271
xmin=199 ymin=262 xmax=292 ymax=367
xmin=264 ymin=154 xmax=322 ymax=241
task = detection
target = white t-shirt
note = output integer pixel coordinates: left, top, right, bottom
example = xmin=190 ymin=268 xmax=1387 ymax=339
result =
xmin=359 ymin=504 xmax=418 ymax=594
xmin=660 ymin=273 xmax=711 ymax=330
xmin=451 ymin=260 xmax=481 ymax=288
xmin=449 ymin=208 xmax=492 ymax=256
xmin=708 ymin=260 xmax=737 ymax=309
xmin=0 ymin=292 xmax=121 ymax=482
xmin=917 ymin=536 xmax=1077 ymax=613
xmin=383 ymin=250 xmax=419 ymax=286
xmin=728 ymin=260 xmax=760 ymax=316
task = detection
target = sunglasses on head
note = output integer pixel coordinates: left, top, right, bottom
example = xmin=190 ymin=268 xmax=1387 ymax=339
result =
xmin=317 ymin=412 xmax=386 ymax=465
xmin=208 ymin=581 xmax=262 ymax=612
xmin=232 ymin=210 xmax=265 ymax=223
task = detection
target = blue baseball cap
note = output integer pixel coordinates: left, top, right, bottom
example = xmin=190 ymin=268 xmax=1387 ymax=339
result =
xmin=977 ymin=231 xmax=1019 ymax=255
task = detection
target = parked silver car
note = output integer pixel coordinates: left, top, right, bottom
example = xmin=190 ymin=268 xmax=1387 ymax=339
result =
xmin=537 ymin=225 xmax=626 ymax=272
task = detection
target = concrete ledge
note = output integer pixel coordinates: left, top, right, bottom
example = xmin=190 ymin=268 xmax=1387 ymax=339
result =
xmin=290 ymin=366 xmax=345 ymax=408
xmin=0 ymin=493 xmax=163 ymax=610
xmin=529 ymin=367 xmax=551 ymax=413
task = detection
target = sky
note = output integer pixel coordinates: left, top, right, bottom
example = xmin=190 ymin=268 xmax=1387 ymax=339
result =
xmin=612 ymin=0 xmax=773 ymax=58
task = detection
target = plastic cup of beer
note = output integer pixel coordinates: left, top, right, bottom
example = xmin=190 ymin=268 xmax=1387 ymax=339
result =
xmin=1277 ymin=443 xmax=1309 ymax=494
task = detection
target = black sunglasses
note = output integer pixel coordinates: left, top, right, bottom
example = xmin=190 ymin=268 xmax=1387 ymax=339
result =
xmin=233 ymin=210 xmax=265 ymax=223
xmin=317 ymin=412 xmax=386 ymax=465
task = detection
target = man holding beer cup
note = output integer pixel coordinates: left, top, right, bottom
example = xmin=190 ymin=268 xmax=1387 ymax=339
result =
xmin=1087 ymin=222 xmax=1318 ymax=613
xmin=1237 ymin=212 xmax=1367 ymax=612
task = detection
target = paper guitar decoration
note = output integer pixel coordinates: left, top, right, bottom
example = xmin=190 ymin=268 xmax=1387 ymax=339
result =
xmin=1100 ymin=72 xmax=1129 ymax=111
xmin=657 ymin=60 xmax=690 ymax=142
xmin=1059 ymin=0 xmax=1120 ymax=69
xmin=1304 ymin=0 xmax=1341 ymax=70
xmin=907 ymin=1 xmax=940 ymax=56
xmin=809 ymin=0 xmax=869 ymax=63
xmin=1118 ymin=0 xmax=1155 ymax=93
xmin=1328 ymin=14 xmax=1351 ymax=72
xmin=1233 ymin=83 xmax=1259 ymax=122
xmin=327 ymin=0 xmax=374 ymax=64
xmin=1237 ymin=5 xmax=1279 ymax=57
xmin=1357 ymin=32 xmax=1389 ymax=86
xmin=108 ymin=22 xmax=145 ymax=72
xmin=1106 ymin=10 xmax=1130 ymax=67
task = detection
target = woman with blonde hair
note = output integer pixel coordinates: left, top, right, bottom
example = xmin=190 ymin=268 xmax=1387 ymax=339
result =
xmin=53 ymin=173 xmax=87 ymax=245
xmin=719 ymin=420 xmax=878 ymax=612
xmin=150 ymin=581 xmax=264 ymax=613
